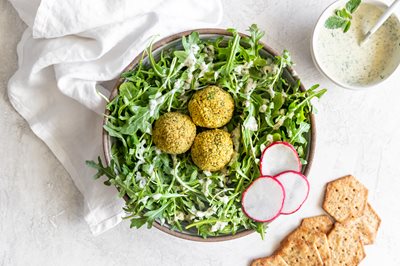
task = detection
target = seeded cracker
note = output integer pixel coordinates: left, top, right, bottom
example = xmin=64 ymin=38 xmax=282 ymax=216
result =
xmin=251 ymin=254 xmax=288 ymax=266
xmin=343 ymin=203 xmax=381 ymax=245
xmin=300 ymin=215 xmax=334 ymax=234
xmin=323 ymin=175 xmax=368 ymax=222
xmin=250 ymin=175 xmax=379 ymax=265
xmin=284 ymin=227 xmax=331 ymax=266
xmin=327 ymin=222 xmax=365 ymax=266
xmin=277 ymin=239 xmax=323 ymax=266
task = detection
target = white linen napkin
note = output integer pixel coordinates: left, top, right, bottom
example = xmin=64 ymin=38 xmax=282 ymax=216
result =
xmin=8 ymin=0 xmax=223 ymax=235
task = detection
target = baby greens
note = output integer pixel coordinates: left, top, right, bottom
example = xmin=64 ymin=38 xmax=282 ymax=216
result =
xmin=325 ymin=0 xmax=362 ymax=33
xmin=87 ymin=25 xmax=326 ymax=238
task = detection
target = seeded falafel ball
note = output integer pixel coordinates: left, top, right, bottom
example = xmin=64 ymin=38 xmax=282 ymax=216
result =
xmin=191 ymin=129 xmax=234 ymax=171
xmin=152 ymin=112 xmax=196 ymax=154
xmin=188 ymin=86 xmax=234 ymax=128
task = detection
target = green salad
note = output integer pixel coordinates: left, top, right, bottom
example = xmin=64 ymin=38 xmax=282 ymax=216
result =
xmin=87 ymin=25 xmax=326 ymax=238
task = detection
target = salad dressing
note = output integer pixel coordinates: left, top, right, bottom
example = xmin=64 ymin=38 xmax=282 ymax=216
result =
xmin=317 ymin=3 xmax=400 ymax=86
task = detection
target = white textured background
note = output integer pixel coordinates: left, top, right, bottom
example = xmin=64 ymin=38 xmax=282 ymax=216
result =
xmin=1 ymin=0 xmax=400 ymax=265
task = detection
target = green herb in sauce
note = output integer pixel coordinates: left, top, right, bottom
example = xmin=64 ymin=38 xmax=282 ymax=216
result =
xmin=325 ymin=0 xmax=362 ymax=33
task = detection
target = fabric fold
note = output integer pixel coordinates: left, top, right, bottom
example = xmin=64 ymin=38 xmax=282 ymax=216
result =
xmin=8 ymin=0 xmax=223 ymax=234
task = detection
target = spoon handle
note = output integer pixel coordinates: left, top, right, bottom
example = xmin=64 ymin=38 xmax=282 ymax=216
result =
xmin=363 ymin=0 xmax=400 ymax=42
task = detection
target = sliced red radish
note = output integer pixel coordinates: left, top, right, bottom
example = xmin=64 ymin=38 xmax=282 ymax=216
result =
xmin=241 ymin=176 xmax=285 ymax=222
xmin=260 ymin=141 xmax=301 ymax=176
xmin=273 ymin=170 xmax=309 ymax=215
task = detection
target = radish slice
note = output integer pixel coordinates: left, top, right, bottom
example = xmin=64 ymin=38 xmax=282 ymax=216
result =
xmin=274 ymin=170 xmax=310 ymax=215
xmin=260 ymin=141 xmax=301 ymax=176
xmin=241 ymin=176 xmax=285 ymax=222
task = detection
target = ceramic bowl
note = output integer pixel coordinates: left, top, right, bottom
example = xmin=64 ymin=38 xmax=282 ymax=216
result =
xmin=311 ymin=0 xmax=400 ymax=90
xmin=103 ymin=29 xmax=316 ymax=241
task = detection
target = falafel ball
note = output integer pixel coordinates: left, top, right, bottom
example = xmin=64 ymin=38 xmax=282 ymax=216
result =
xmin=191 ymin=129 xmax=234 ymax=171
xmin=152 ymin=112 xmax=196 ymax=154
xmin=188 ymin=86 xmax=234 ymax=128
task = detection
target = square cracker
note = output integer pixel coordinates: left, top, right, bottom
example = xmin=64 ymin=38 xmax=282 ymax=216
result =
xmin=323 ymin=175 xmax=368 ymax=222
xmin=300 ymin=215 xmax=334 ymax=234
xmin=251 ymin=254 xmax=288 ymax=266
xmin=285 ymin=227 xmax=332 ymax=266
xmin=277 ymin=239 xmax=323 ymax=266
xmin=343 ymin=203 xmax=381 ymax=245
xmin=327 ymin=222 xmax=365 ymax=266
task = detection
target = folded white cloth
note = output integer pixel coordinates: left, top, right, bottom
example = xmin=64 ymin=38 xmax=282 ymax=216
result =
xmin=8 ymin=0 xmax=223 ymax=235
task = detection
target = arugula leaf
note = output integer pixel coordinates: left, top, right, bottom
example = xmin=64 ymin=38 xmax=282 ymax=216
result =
xmin=87 ymin=24 xmax=326 ymax=239
xmin=129 ymin=217 xmax=148 ymax=229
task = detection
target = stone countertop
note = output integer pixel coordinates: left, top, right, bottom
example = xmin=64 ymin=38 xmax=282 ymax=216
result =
xmin=1 ymin=0 xmax=399 ymax=265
